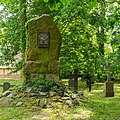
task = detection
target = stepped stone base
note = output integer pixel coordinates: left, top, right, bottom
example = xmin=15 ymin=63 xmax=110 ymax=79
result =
xmin=24 ymin=61 xmax=60 ymax=80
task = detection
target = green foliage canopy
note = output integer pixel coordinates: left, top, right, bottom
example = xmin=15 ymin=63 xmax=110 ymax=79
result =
xmin=0 ymin=0 xmax=120 ymax=81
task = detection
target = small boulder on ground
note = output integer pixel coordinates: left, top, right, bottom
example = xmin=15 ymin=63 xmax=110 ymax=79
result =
xmin=16 ymin=101 xmax=23 ymax=107
xmin=2 ymin=90 xmax=11 ymax=97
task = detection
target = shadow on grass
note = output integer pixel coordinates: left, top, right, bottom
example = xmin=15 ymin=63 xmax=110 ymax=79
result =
xmin=0 ymin=79 xmax=119 ymax=120
xmin=85 ymin=83 xmax=120 ymax=120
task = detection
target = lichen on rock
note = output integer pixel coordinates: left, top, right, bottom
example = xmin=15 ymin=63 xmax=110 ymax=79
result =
xmin=24 ymin=14 xmax=61 ymax=81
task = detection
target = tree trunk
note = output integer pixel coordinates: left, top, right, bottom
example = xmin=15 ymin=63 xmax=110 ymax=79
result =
xmin=20 ymin=0 xmax=27 ymax=56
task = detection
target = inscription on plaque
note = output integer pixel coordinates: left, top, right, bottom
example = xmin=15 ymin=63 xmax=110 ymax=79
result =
xmin=38 ymin=31 xmax=50 ymax=48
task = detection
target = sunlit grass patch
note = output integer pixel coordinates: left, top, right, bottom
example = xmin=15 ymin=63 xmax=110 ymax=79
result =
xmin=85 ymin=82 xmax=120 ymax=120
xmin=0 ymin=78 xmax=23 ymax=85
xmin=0 ymin=79 xmax=120 ymax=120
xmin=69 ymin=107 xmax=93 ymax=120
xmin=0 ymin=78 xmax=23 ymax=96
xmin=33 ymin=107 xmax=93 ymax=120
xmin=0 ymin=107 xmax=32 ymax=120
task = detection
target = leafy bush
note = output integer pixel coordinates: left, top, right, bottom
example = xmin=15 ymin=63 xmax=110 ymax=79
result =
xmin=24 ymin=79 xmax=66 ymax=96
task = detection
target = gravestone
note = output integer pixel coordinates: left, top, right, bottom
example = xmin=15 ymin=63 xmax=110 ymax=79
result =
xmin=104 ymin=63 xmax=114 ymax=97
xmin=0 ymin=82 xmax=15 ymax=92
xmin=68 ymin=72 xmax=74 ymax=87
xmin=24 ymin=14 xmax=61 ymax=81
xmin=68 ymin=69 xmax=79 ymax=92
xmin=86 ymin=76 xmax=94 ymax=92
xmin=3 ymin=82 xmax=11 ymax=92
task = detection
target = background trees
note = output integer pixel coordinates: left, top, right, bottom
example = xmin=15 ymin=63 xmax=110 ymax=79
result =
xmin=0 ymin=0 xmax=120 ymax=81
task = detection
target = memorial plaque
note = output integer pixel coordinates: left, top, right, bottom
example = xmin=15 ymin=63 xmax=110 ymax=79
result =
xmin=38 ymin=31 xmax=50 ymax=48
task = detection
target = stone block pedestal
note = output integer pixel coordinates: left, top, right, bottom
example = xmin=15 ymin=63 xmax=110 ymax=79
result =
xmin=104 ymin=81 xmax=114 ymax=97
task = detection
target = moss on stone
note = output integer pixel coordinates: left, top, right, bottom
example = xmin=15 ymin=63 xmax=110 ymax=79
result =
xmin=24 ymin=14 xmax=61 ymax=81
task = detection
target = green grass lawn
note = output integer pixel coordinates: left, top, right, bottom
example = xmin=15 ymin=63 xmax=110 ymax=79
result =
xmin=0 ymin=78 xmax=23 ymax=85
xmin=0 ymin=78 xmax=23 ymax=96
xmin=0 ymin=79 xmax=120 ymax=120
xmin=85 ymin=83 xmax=120 ymax=120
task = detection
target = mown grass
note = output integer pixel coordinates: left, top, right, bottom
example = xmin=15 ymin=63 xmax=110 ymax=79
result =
xmin=0 ymin=78 xmax=23 ymax=96
xmin=0 ymin=78 xmax=120 ymax=120
xmin=0 ymin=107 xmax=32 ymax=120
xmin=85 ymin=83 xmax=120 ymax=120
xmin=0 ymin=78 xmax=23 ymax=85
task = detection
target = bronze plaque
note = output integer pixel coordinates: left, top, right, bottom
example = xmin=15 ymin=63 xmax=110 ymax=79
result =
xmin=38 ymin=31 xmax=50 ymax=48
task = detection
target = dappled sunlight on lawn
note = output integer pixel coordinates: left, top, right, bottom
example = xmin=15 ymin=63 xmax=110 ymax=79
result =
xmin=77 ymin=110 xmax=93 ymax=119
xmin=0 ymin=79 xmax=120 ymax=120
xmin=0 ymin=78 xmax=23 ymax=85
xmin=114 ymin=93 xmax=120 ymax=98
xmin=91 ymin=90 xmax=104 ymax=92
xmin=114 ymin=84 xmax=120 ymax=98
xmin=31 ymin=108 xmax=93 ymax=120
xmin=115 ymin=84 xmax=120 ymax=91
xmin=84 ymin=83 xmax=120 ymax=120
xmin=0 ymin=78 xmax=23 ymax=96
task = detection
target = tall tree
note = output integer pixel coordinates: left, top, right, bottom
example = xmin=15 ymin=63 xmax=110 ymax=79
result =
xmin=0 ymin=0 xmax=120 ymax=80
xmin=20 ymin=0 xmax=27 ymax=56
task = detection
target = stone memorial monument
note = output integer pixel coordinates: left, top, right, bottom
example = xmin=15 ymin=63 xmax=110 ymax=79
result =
xmin=104 ymin=63 xmax=114 ymax=97
xmin=24 ymin=14 xmax=61 ymax=81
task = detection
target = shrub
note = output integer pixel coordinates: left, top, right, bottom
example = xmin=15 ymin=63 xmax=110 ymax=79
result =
xmin=24 ymin=79 xmax=66 ymax=96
